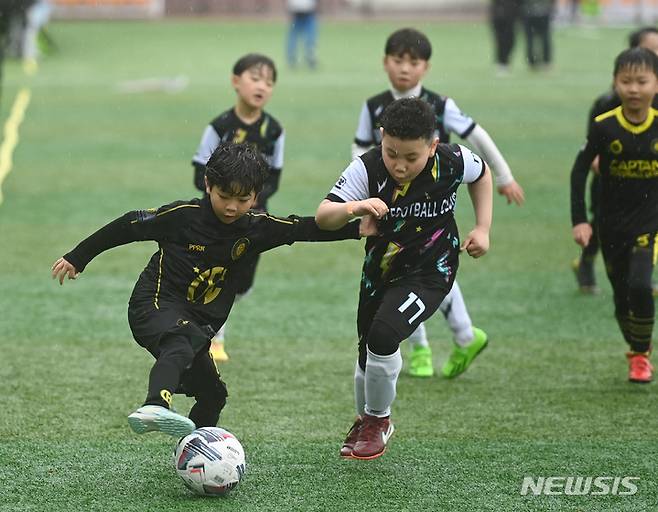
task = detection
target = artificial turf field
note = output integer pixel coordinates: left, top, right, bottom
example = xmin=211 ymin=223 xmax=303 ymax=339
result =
xmin=1 ymin=18 xmax=657 ymax=512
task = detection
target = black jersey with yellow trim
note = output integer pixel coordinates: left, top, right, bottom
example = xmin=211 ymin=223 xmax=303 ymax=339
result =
xmin=208 ymin=108 xmax=282 ymax=163
xmin=64 ymin=197 xmax=359 ymax=330
xmin=192 ymin=108 xmax=284 ymax=208
xmin=571 ymin=106 xmax=658 ymax=237
xmin=355 ymin=88 xmax=476 ymax=148
xmin=588 ymin=89 xmax=658 ymax=130
xmin=342 ymin=144 xmax=484 ymax=293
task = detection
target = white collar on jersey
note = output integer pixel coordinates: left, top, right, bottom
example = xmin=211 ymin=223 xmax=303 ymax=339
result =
xmin=390 ymin=83 xmax=422 ymax=100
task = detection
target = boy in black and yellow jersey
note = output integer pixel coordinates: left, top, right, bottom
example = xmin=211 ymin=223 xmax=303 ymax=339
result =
xmin=571 ymin=48 xmax=658 ymax=383
xmin=52 ymin=143 xmax=373 ymax=437
xmin=191 ymin=53 xmax=284 ymax=363
xmin=573 ymin=26 xmax=658 ymax=294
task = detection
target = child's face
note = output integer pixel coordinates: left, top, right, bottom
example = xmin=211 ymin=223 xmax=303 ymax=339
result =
xmin=381 ymin=130 xmax=439 ymax=184
xmin=205 ymin=182 xmax=257 ymax=224
xmin=383 ymin=53 xmax=429 ymax=92
xmin=614 ymin=64 xmax=658 ymax=112
xmin=232 ymin=65 xmax=275 ymax=110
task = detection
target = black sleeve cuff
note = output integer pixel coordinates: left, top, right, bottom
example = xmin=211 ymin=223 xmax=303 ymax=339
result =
xmin=354 ymin=138 xmax=373 ymax=147
xmin=460 ymin=122 xmax=477 ymax=139
xmin=471 ymin=159 xmax=487 ymax=183
xmin=325 ymin=193 xmax=346 ymax=203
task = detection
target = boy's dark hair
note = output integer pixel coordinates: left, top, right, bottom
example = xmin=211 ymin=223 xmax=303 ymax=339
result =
xmin=613 ymin=47 xmax=658 ymax=77
xmin=628 ymin=26 xmax=658 ymax=48
xmin=205 ymin=143 xmax=269 ymax=196
xmin=380 ymin=98 xmax=436 ymax=141
xmin=385 ymin=28 xmax=432 ymax=61
xmin=233 ymin=53 xmax=278 ymax=82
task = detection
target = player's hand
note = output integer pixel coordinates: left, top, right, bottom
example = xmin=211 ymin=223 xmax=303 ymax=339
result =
xmin=358 ymin=214 xmax=380 ymax=237
xmin=350 ymin=198 xmax=389 ymax=219
xmin=460 ymin=226 xmax=489 ymax=258
xmin=497 ymin=180 xmax=525 ymax=206
xmin=51 ymin=257 xmax=79 ymax=285
xmin=572 ymin=223 xmax=592 ymax=248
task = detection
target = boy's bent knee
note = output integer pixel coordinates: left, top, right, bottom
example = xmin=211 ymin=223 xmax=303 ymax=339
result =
xmin=159 ymin=335 xmax=196 ymax=369
xmin=366 ymin=319 xmax=401 ymax=356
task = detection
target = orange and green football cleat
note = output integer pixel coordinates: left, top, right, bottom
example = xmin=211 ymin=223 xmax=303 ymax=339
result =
xmin=627 ymin=352 xmax=653 ymax=383
xmin=441 ymin=327 xmax=488 ymax=379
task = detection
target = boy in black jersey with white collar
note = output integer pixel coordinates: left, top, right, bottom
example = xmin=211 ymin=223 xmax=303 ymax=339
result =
xmin=317 ymin=98 xmax=492 ymax=459
xmin=353 ymin=27 xmax=520 ymax=380
xmin=571 ymin=48 xmax=658 ymax=384
xmin=191 ymin=53 xmax=285 ymax=363
xmin=52 ymin=143 xmax=370 ymax=438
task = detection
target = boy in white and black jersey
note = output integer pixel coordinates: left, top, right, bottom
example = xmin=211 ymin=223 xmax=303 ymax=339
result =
xmin=352 ymin=28 xmax=522 ymax=380
xmin=317 ymin=98 xmax=492 ymax=459
xmin=191 ymin=53 xmax=285 ymax=363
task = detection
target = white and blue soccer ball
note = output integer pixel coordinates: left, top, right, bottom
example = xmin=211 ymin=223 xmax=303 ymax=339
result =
xmin=173 ymin=427 xmax=246 ymax=497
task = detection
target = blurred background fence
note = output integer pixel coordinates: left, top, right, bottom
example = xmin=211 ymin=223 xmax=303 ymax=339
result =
xmin=48 ymin=0 xmax=658 ymax=23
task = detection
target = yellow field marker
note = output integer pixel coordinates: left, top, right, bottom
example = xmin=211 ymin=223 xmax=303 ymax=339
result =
xmin=0 ymin=87 xmax=32 ymax=205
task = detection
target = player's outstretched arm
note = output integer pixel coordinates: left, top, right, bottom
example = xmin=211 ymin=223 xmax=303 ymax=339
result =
xmin=315 ymin=198 xmax=388 ymax=230
xmin=51 ymin=257 xmax=79 ymax=285
xmin=466 ymin=125 xmax=523 ymax=206
xmin=462 ymin=164 xmax=493 ymax=258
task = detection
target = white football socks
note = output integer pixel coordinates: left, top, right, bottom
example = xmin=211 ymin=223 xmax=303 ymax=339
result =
xmin=440 ymin=281 xmax=474 ymax=347
xmin=364 ymin=348 xmax=402 ymax=418
xmin=354 ymin=361 xmax=365 ymax=416
xmin=407 ymin=322 xmax=429 ymax=349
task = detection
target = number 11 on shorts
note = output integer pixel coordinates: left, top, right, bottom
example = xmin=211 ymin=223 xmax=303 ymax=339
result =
xmin=398 ymin=292 xmax=426 ymax=324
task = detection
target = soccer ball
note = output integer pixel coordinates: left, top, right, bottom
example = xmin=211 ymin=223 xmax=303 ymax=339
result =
xmin=173 ymin=426 xmax=246 ymax=497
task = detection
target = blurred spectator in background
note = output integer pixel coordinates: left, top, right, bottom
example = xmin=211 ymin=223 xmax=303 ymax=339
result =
xmin=567 ymin=0 xmax=581 ymax=24
xmin=5 ymin=0 xmax=53 ymax=74
xmin=23 ymin=0 xmax=54 ymax=70
xmin=490 ymin=0 xmax=520 ymax=75
xmin=286 ymin=0 xmax=318 ymax=69
xmin=0 ymin=0 xmax=34 ymax=103
xmin=521 ymin=0 xmax=555 ymax=71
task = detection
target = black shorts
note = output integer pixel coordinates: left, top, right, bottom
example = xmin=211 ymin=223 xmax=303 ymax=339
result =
xmin=357 ymin=275 xmax=453 ymax=348
xmin=600 ymin=231 xmax=658 ymax=276
xmin=127 ymin=300 xmax=214 ymax=358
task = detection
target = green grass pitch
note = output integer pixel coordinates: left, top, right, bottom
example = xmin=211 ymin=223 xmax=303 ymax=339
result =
xmin=1 ymin=19 xmax=657 ymax=511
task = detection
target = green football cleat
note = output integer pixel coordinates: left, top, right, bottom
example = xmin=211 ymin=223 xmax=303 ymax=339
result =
xmin=127 ymin=405 xmax=196 ymax=437
xmin=441 ymin=327 xmax=488 ymax=379
xmin=409 ymin=345 xmax=434 ymax=377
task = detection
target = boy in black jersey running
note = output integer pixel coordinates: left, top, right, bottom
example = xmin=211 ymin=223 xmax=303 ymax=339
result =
xmin=353 ymin=27 xmax=521 ymax=380
xmin=52 ymin=143 xmax=371 ymax=438
xmin=571 ymin=48 xmax=658 ymax=384
xmin=191 ymin=53 xmax=285 ymax=363
xmin=572 ymin=27 xmax=658 ymax=294
xmin=317 ymin=98 xmax=492 ymax=459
